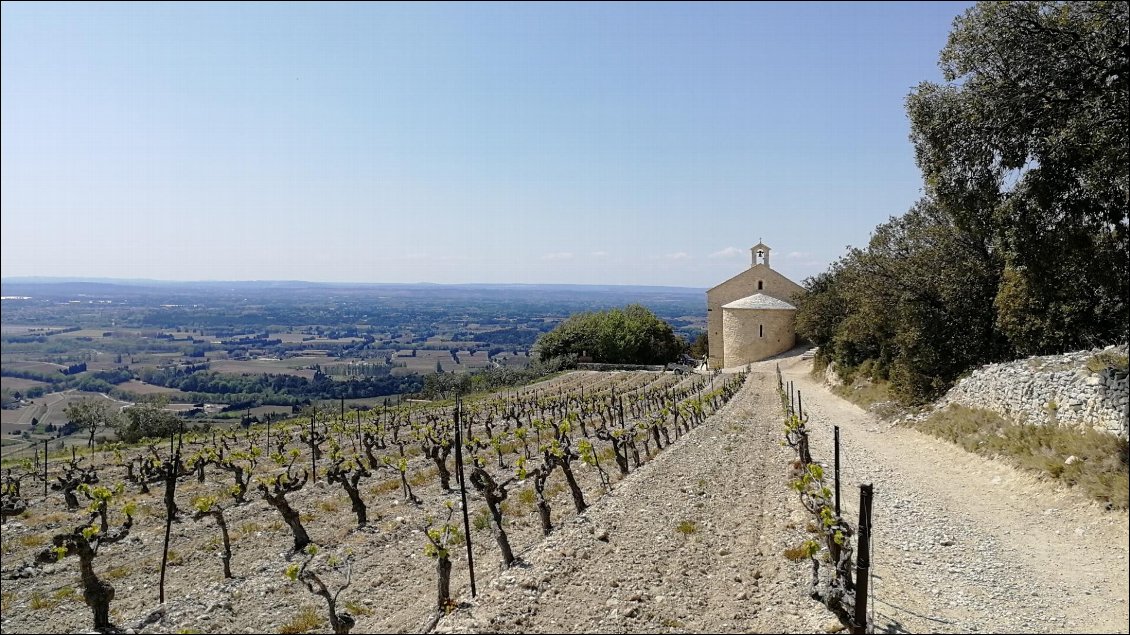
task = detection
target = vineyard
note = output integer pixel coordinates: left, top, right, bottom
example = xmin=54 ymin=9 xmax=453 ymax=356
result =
xmin=0 ymin=370 xmax=748 ymax=634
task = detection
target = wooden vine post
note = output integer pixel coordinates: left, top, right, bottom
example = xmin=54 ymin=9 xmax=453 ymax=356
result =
xmin=852 ymin=483 xmax=874 ymax=635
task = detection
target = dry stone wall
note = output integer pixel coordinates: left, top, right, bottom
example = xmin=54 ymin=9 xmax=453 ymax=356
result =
xmin=939 ymin=345 xmax=1129 ymax=438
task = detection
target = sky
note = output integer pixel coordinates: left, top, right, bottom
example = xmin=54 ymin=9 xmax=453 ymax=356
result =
xmin=1 ymin=1 xmax=974 ymax=288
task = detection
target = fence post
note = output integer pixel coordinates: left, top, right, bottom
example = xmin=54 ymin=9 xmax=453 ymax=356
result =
xmin=454 ymin=396 xmax=477 ymax=598
xmin=852 ymin=483 xmax=874 ymax=634
xmin=834 ymin=426 xmax=841 ymax=517
xmin=43 ymin=439 xmax=48 ymax=498
xmin=310 ymin=410 xmax=317 ymax=481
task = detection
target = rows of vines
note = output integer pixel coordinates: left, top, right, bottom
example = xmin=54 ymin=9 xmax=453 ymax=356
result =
xmin=1 ymin=369 xmax=748 ymax=633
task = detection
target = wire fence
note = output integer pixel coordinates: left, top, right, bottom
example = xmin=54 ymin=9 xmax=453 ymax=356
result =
xmin=776 ymin=363 xmax=874 ymax=634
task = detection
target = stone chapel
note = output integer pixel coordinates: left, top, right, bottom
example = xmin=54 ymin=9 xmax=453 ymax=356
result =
xmin=706 ymin=242 xmax=805 ymax=369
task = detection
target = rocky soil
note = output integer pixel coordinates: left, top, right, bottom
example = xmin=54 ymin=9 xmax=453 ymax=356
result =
xmin=2 ymin=357 xmax=1127 ymax=634
xmin=435 ymin=371 xmax=830 ymax=634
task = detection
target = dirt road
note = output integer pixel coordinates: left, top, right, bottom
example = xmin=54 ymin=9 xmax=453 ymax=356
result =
xmin=779 ymin=354 xmax=1129 ymax=634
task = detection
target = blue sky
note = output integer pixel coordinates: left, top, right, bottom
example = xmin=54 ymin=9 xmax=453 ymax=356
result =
xmin=1 ymin=1 xmax=973 ymax=287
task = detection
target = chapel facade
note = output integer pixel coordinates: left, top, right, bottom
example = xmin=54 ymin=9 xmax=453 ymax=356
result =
xmin=706 ymin=242 xmax=805 ymax=369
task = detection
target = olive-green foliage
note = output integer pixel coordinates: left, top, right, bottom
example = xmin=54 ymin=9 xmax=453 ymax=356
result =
xmin=911 ymin=1 xmax=1128 ymax=355
xmin=116 ymin=397 xmax=182 ymax=443
xmin=534 ymin=305 xmax=682 ymax=365
xmin=64 ymin=398 xmax=117 ymax=447
xmin=798 ymin=1 xmax=1128 ymax=404
xmin=918 ymin=404 xmax=1129 ymax=509
xmin=797 ymin=200 xmax=1006 ymax=404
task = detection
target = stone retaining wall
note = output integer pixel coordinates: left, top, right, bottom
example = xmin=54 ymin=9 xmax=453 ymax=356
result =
xmin=940 ymin=345 xmax=1129 ymax=438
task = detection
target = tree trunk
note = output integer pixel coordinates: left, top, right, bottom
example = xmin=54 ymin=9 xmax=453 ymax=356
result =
xmin=433 ymin=454 xmax=451 ymax=492
xmin=216 ymin=511 xmax=233 ymax=578
xmin=488 ymin=502 xmax=515 ymax=567
xmin=281 ymin=505 xmax=311 ymax=552
xmin=436 ymin=555 xmax=452 ymax=611
xmin=79 ymin=549 xmax=114 ymax=631
xmin=536 ymin=496 xmax=552 ymax=536
xmin=345 ymin=483 xmax=367 ymax=528
xmin=559 ymin=461 xmax=587 ymax=513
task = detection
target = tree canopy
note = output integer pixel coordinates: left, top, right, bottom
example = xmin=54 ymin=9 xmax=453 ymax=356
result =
xmin=797 ymin=1 xmax=1128 ymax=404
xmin=64 ymin=398 xmax=117 ymax=449
xmin=116 ymin=397 xmax=182 ymax=444
xmin=534 ymin=305 xmax=683 ymax=365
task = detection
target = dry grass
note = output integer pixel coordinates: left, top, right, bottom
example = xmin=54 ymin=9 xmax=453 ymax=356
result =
xmin=370 ymin=479 xmax=400 ymax=496
xmin=917 ymin=404 xmax=1129 ymax=509
xmin=166 ymin=549 xmax=185 ymax=567
xmin=18 ymin=533 xmax=46 ymax=548
xmin=832 ymin=377 xmax=895 ymax=413
xmin=408 ymin=467 xmax=437 ymax=487
xmin=105 ymin=565 xmax=131 ymax=580
xmin=472 ymin=507 xmax=491 ymax=532
xmin=29 ymin=590 xmax=57 ymax=610
xmin=517 ymin=487 xmax=536 ymax=507
xmin=279 ymin=605 xmax=325 ymax=634
xmin=343 ymin=599 xmax=373 ymax=617
xmin=1085 ymin=350 xmax=1129 ymax=374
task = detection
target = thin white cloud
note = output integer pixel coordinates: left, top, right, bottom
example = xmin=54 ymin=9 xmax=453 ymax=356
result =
xmin=785 ymin=251 xmax=813 ymax=260
xmin=665 ymin=252 xmax=690 ymax=260
xmin=542 ymin=252 xmax=574 ymax=261
xmin=708 ymin=247 xmax=744 ymax=259
xmin=590 ymin=251 xmax=608 ymax=258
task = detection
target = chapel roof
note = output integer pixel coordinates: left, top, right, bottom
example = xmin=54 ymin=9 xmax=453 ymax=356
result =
xmin=721 ymin=293 xmax=796 ymax=310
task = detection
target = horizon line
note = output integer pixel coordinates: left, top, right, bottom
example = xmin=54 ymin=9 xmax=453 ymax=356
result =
xmin=0 ymin=276 xmax=707 ymax=291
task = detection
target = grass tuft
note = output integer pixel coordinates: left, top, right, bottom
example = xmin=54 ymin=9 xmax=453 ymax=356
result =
xmin=279 ymin=605 xmax=325 ymax=634
xmin=18 ymin=533 xmax=46 ymax=548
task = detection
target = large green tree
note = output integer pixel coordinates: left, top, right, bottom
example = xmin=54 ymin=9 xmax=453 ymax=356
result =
xmin=116 ymin=397 xmax=181 ymax=444
xmin=798 ymin=1 xmax=1127 ymax=404
xmin=907 ymin=1 xmax=1128 ymax=354
xmin=534 ymin=305 xmax=682 ymax=365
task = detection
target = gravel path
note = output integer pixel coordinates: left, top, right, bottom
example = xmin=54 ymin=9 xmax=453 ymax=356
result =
xmin=780 ymin=354 xmax=1130 ymax=634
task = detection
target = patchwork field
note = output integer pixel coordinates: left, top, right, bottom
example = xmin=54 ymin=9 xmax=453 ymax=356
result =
xmin=0 ymin=377 xmax=49 ymax=392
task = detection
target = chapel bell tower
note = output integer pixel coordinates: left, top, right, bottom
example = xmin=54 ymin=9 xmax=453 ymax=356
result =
xmin=751 ymin=242 xmax=771 ymax=268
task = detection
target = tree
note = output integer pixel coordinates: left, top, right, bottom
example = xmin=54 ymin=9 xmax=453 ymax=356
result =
xmin=116 ymin=397 xmax=181 ymax=444
xmin=534 ymin=305 xmax=682 ymax=365
xmin=64 ymin=398 xmax=116 ymax=449
xmin=799 ymin=1 xmax=1128 ymax=404
xmin=907 ymin=1 xmax=1128 ymax=354
xmin=688 ymin=332 xmax=709 ymax=359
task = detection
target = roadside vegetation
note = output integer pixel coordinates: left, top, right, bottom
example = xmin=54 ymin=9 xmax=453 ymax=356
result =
xmin=914 ymin=404 xmax=1129 ymax=509
xmin=796 ymin=2 xmax=1128 ymax=405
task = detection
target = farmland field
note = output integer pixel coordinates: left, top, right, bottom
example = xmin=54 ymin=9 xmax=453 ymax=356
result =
xmin=207 ymin=359 xmax=318 ymax=378
xmin=0 ymin=377 xmax=49 ymax=392
xmin=116 ymin=380 xmax=189 ymax=397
